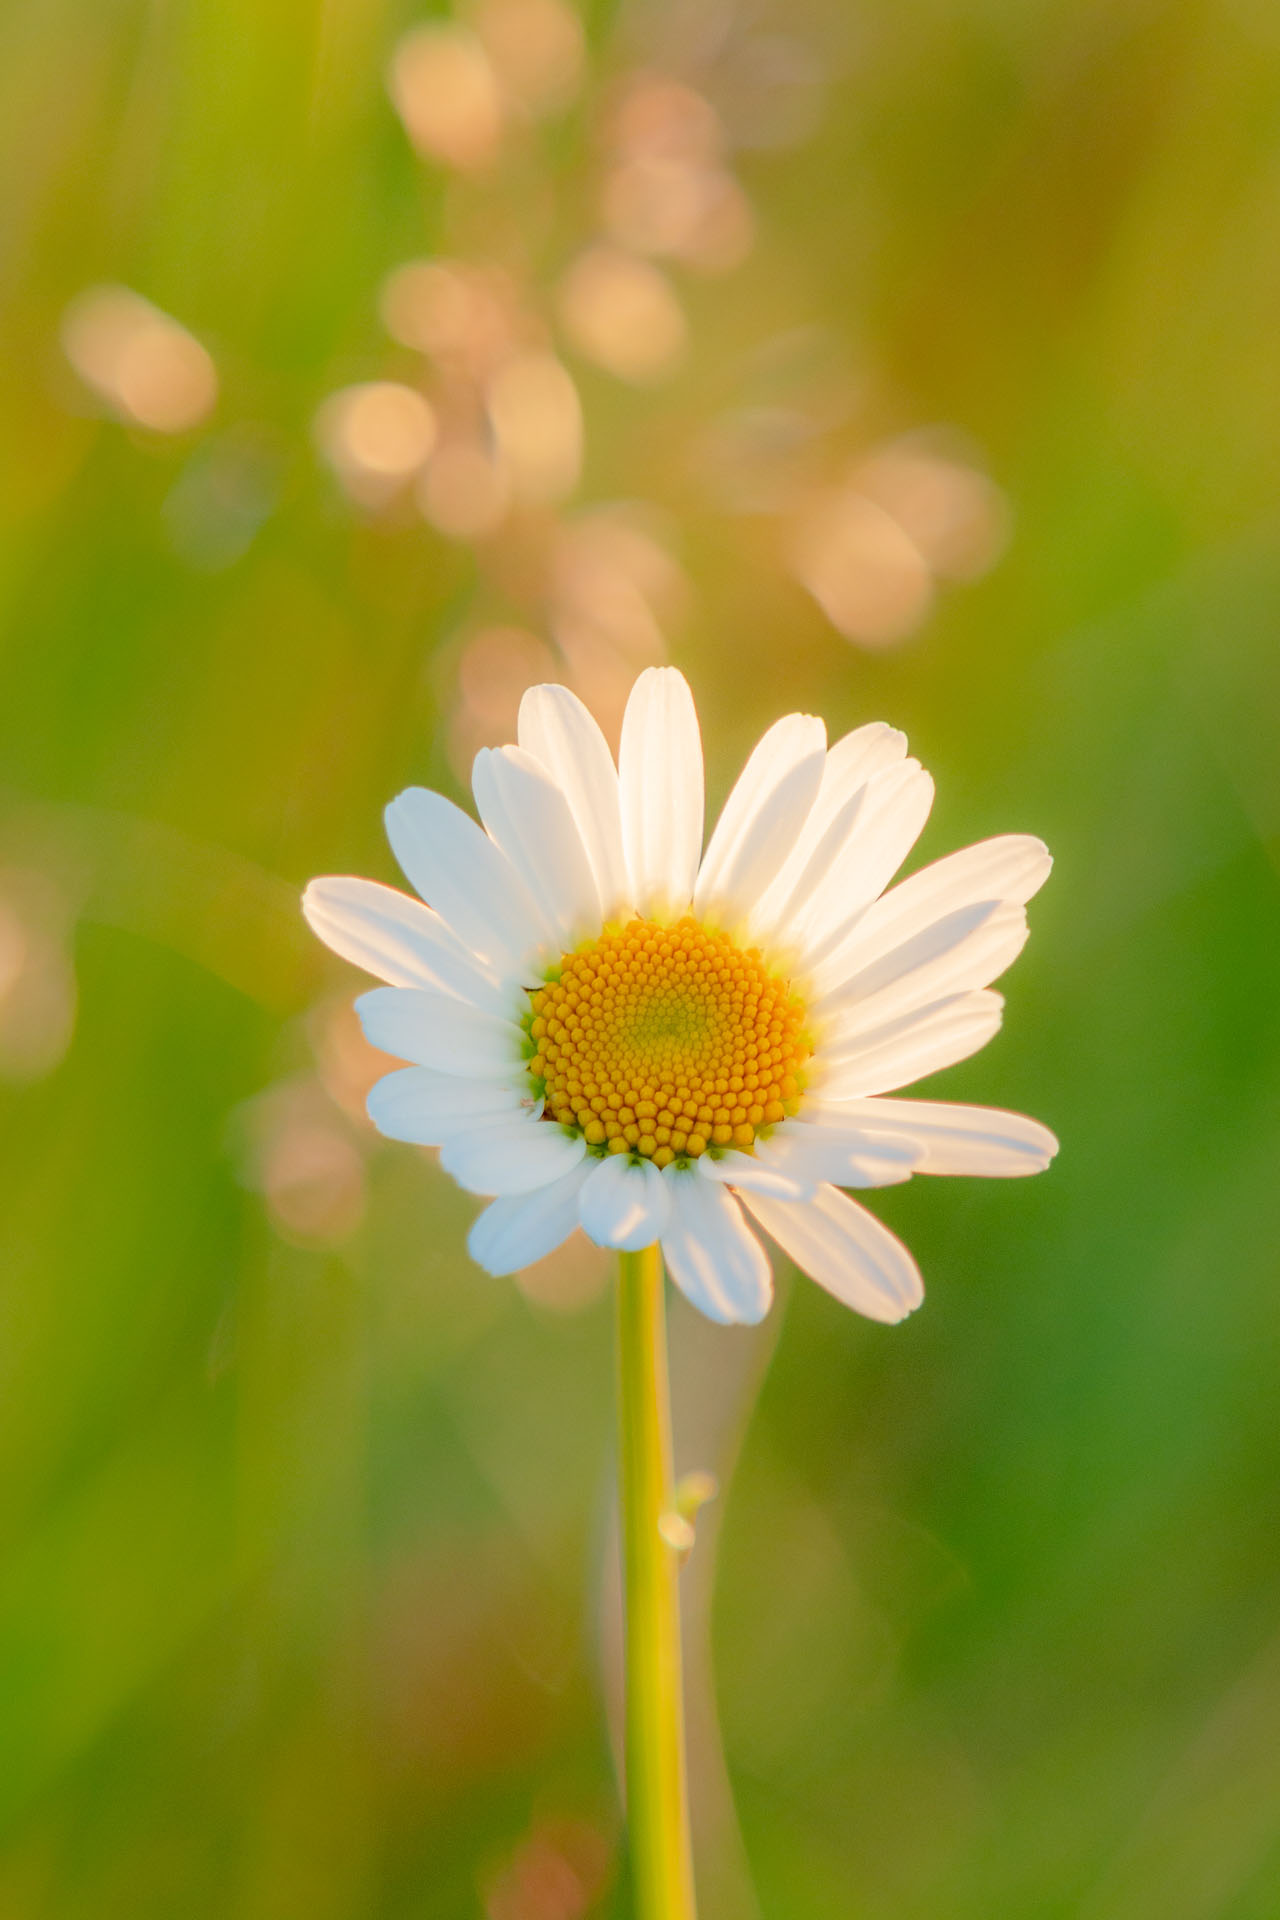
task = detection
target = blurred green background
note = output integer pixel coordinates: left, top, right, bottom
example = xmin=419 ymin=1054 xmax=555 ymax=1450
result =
xmin=3 ymin=0 xmax=1280 ymax=1914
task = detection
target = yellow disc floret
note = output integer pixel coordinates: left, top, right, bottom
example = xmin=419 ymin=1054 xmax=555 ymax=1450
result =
xmin=526 ymin=917 xmax=810 ymax=1165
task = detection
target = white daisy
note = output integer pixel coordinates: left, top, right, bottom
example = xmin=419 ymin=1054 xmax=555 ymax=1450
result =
xmin=303 ymin=668 xmax=1057 ymax=1326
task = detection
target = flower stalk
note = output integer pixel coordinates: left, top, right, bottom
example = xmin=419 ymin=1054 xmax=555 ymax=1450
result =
xmin=617 ymin=1243 xmax=698 ymax=1920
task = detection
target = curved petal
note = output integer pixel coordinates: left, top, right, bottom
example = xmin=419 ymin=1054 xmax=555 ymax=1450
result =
xmin=302 ymin=876 xmax=512 ymax=1015
xmin=752 ymin=1120 xmax=920 ymax=1189
xmin=355 ymin=986 xmax=526 ymax=1077
xmin=467 ymin=1159 xmax=595 ymax=1275
xmin=812 ymin=901 xmax=1028 ymax=1026
xmin=440 ymin=1118 xmax=587 ymax=1196
xmin=693 ymin=714 xmax=826 ymax=927
xmin=579 ymin=1153 xmax=672 ymax=1250
xmin=366 ymin=1067 xmax=534 ymax=1146
xmin=696 ymin=1148 xmax=817 ymax=1201
xmin=831 ymin=1098 xmax=1059 ymax=1177
xmin=793 ymin=760 xmax=935 ymax=965
xmin=618 ymin=667 xmax=704 ymax=918
xmin=749 ymin=784 xmax=871 ymax=949
xmin=660 ymin=1167 xmax=773 ymax=1325
xmin=832 ymin=835 xmax=1051 ymax=976
xmin=384 ymin=786 xmax=551 ymax=980
xmin=472 ymin=745 xmax=602 ymax=949
xmin=811 ymin=991 xmax=1005 ymax=1098
xmin=753 ymin=721 xmax=908 ymax=934
xmin=740 ymin=1184 xmax=924 ymax=1324
xmin=518 ymin=683 xmax=632 ymax=919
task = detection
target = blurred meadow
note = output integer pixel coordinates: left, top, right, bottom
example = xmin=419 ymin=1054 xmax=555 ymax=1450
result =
xmin=3 ymin=0 xmax=1280 ymax=1914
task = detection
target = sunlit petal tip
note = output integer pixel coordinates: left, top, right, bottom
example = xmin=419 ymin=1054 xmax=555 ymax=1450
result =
xmin=516 ymin=681 xmax=632 ymax=918
xmin=742 ymin=1184 xmax=925 ymax=1324
xmin=619 ymin=666 xmax=704 ymax=916
xmin=661 ymin=1166 xmax=773 ymax=1324
xmin=467 ymin=1158 xmax=595 ymax=1275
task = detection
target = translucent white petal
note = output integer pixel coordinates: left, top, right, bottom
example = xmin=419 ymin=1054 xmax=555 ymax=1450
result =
xmin=467 ymin=1159 xmax=596 ymax=1275
xmin=749 ymin=784 xmax=871 ymax=948
xmin=741 ymin=1185 xmax=924 ymax=1324
xmin=579 ymin=1153 xmax=672 ymax=1250
xmin=472 ymin=745 xmax=602 ymax=950
xmin=753 ymin=1120 xmax=920 ymax=1189
xmin=794 ymin=760 xmax=936 ymax=964
xmin=618 ymin=667 xmax=704 ymax=917
xmin=366 ymin=1067 xmax=534 ymax=1146
xmin=831 ymin=1098 xmax=1059 ymax=1177
xmin=302 ymin=876 xmax=512 ymax=1015
xmin=695 ymin=1148 xmax=817 ymax=1201
xmin=812 ymin=991 xmax=1005 ymax=1097
xmin=756 ymin=720 xmax=909 ymax=928
xmin=355 ymin=986 xmax=526 ymax=1077
xmin=660 ymin=1167 xmax=773 ymax=1325
xmin=693 ymin=714 xmax=826 ymax=926
xmin=384 ymin=786 xmax=551 ymax=979
xmin=440 ymin=1117 xmax=587 ymax=1195
xmin=828 ymin=835 xmax=1051 ymax=980
xmin=518 ymin=683 xmax=632 ymax=919
xmin=812 ymin=900 xmax=1028 ymax=1025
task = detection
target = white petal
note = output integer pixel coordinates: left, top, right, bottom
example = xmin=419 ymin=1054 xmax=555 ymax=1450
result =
xmin=579 ymin=1154 xmax=672 ymax=1250
xmin=753 ymin=1120 xmax=920 ymax=1189
xmin=384 ymin=786 xmax=551 ymax=979
xmin=741 ymin=1185 xmax=924 ymax=1324
xmin=366 ymin=1067 xmax=534 ymax=1146
xmin=749 ymin=784 xmax=871 ymax=948
xmin=695 ymin=1148 xmax=817 ymax=1201
xmin=467 ymin=1159 xmax=595 ymax=1275
xmin=660 ymin=1167 xmax=773 ymax=1324
xmin=794 ymin=760 xmax=936 ymax=964
xmin=819 ymin=722 xmax=912 ymax=810
xmin=812 ymin=991 xmax=1005 ymax=1098
xmin=472 ymin=745 xmax=602 ymax=949
xmin=355 ymin=986 xmax=526 ymax=1077
xmin=831 ymin=1098 xmax=1059 ymax=1177
xmin=755 ymin=720 xmax=909 ymax=928
xmin=518 ymin=683 xmax=632 ymax=920
xmin=812 ymin=900 xmax=1028 ymax=1026
xmin=693 ymin=713 xmax=827 ymax=926
xmin=302 ymin=876 xmax=512 ymax=1015
xmin=618 ymin=667 xmax=704 ymax=918
xmin=440 ymin=1117 xmax=587 ymax=1195
xmin=829 ymin=835 xmax=1051 ymax=977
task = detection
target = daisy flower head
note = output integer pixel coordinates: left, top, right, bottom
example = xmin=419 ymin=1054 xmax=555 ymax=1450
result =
xmin=303 ymin=669 xmax=1057 ymax=1327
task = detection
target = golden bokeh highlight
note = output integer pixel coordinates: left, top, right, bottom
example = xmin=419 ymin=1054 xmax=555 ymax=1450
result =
xmin=387 ymin=24 xmax=504 ymax=172
xmin=416 ymin=438 xmax=510 ymax=537
xmin=848 ymin=438 xmax=1011 ymax=582
xmin=380 ymin=259 xmax=522 ymax=374
xmin=790 ymin=488 xmax=934 ymax=648
xmin=471 ymin=0 xmax=585 ymax=119
xmin=61 ymin=285 xmax=217 ymax=433
xmin=557 ymin=247 xmax=687 ymax=385
xmin=600 ymin=77 xmax=755 ymax=274
xmin=313 ymin=381 xmax=437 ymax=504
xmin=528 ymin=919 xmax=809 ymax=1165
xmin=0 ymin=873 xmax=77 ymax=1084
xmin=485 ymin=351 xmax=583 ymax=505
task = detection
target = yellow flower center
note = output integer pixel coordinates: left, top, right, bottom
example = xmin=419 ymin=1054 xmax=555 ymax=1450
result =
xmin=526 ymin=917 xmax=810 ymax=1167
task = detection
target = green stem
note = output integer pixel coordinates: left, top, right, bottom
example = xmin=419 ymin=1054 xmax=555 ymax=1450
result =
xmin=617 ymin=1244 xmax=698 ymax=1920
